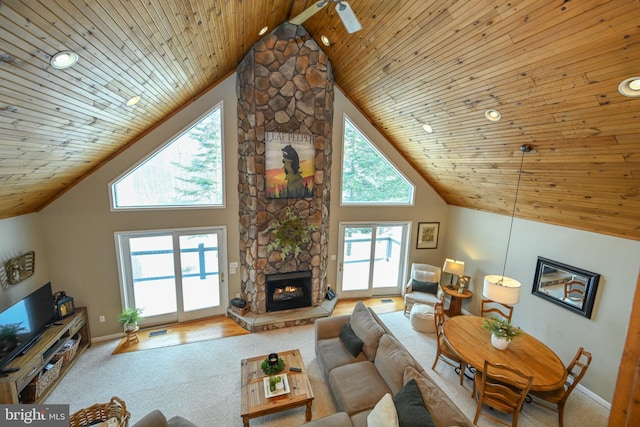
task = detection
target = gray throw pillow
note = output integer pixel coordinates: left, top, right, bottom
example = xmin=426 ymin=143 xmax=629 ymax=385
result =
xmin=393 ymin=379 xmax=436 ymax=427
xmin=339 ymin=322 xmax=363 ymax=357
xmin=411 ymin=279 xmax=438 ymax=294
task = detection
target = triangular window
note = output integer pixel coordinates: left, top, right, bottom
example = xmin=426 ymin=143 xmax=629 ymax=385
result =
xmin=111 ymin=105 xmax=224 ymax=209
xmin=341 ymin=117 xmax=414 ymax=205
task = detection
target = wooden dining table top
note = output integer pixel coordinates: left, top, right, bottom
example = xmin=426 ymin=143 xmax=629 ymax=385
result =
xmin=443 ymin=315 xmax=567 ymax=391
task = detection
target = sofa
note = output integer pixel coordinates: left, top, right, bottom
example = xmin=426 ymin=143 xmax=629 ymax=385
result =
xmin=304 ymin=301 xmax=472 ymax=427
xmin=131 ymin=410 xmax=197 ymax=427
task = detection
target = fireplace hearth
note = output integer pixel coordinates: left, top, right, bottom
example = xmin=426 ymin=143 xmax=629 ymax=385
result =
xmin=266 ymin=271 xmax=312 ymax=312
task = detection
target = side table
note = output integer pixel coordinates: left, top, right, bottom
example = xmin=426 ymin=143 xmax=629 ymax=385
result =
xmin=125 ymin=326 xmax=140 ymax=345
xmin=442 ymin=286 xmax=472 ymax=316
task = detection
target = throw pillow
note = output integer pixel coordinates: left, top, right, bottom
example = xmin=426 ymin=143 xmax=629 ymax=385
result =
xmin=350 ymin=301 xmax=386 ymax=361
xmin=410 ymin=279 xmax=439 ymax=294
xmin=413 ymin=270 xmax=436 ymax=283
xmin=367 ymin=393 xmax=399 ymax=427
xmin=339 ymin=322 xmax=363 ymax=357
xmin=403 ymin=365 xmax=471 ymax=427
xmin=393 ymin=378 xmax=436 ymax=427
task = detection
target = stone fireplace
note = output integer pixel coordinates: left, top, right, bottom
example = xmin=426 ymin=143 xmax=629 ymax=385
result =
xmin=236 ymin=22 xmax=334 ymax=325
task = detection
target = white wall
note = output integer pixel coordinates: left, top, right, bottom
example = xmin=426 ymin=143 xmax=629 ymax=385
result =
xmin=443 ymin=206 xmax=640 ymax=403
xmin=37 ymin=75 xmax=446 ymax=338
xmin=0 ymin=214 xmax=51 ymax=307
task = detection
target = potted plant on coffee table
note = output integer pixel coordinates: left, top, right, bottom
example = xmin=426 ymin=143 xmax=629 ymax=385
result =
xmin=117 ymin=307 xmax=144 ymax=331
xmin=482 ymin=317 xmax=521 ymax=350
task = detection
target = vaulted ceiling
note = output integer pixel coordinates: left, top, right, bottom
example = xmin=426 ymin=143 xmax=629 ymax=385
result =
xmin=1 ymin=0 xmax=639 ymax=240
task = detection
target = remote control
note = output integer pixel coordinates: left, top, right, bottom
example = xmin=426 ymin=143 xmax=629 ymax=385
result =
xmin=289 ymin=367 xmax=302 ymax=372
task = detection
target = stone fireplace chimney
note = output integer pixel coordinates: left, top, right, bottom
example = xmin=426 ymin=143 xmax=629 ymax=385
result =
xmin=237 ymin=23 xmax=334 ymax=315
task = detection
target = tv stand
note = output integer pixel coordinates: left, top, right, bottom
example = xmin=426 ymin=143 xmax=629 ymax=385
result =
xmin=0 ymin=307 xmax=90 ymax=404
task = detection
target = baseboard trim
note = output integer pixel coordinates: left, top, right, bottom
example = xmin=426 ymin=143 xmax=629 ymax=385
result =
xmin=577 ymin=384 xmax=611 ymax=409
xmin=92 ymin=332 xmax=125 ymax=343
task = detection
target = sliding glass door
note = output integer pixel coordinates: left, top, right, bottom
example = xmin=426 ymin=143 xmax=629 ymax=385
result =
xmin=116 ymin=227 xmax=228 ymax=326
xmin=337 ymin=222 xmax=409 ymax=298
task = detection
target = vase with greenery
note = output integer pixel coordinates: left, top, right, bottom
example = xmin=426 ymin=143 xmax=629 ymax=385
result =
xmin=264 ymin=208 xmax=317 ymax=258
xmin=117 ymin=307 xmax=144 ymax=331
xmin=261 ymin=356 xmax=285 ymax=376
xmin=482 ymin=317 xmax=521 ymax=350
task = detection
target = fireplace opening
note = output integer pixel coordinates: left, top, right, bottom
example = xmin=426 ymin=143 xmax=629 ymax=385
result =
xmin=266 ymin=270 xmax=312 ymax=312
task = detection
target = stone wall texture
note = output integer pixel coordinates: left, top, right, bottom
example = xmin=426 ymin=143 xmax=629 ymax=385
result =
xmin=237 ymin=23 xmax=333 ymax=314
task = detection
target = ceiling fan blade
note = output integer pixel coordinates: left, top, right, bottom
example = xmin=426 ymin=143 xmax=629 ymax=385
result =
xmin=289 ymin=1 xmax=329 ymax=25
xmin=335 ymin=1 xmax=362 ymax=34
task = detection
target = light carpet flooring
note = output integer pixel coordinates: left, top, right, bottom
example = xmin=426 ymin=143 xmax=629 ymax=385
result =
xmin=45 ymin=311 xmax=609 ymax=426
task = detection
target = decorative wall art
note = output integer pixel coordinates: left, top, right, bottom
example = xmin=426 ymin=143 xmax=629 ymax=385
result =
xmin=416 ymin=222 xmax=439 ymax=249
xmin=265 ymin=132 xmax=316 ymax=198
xmin=5 ymin=251 xmax=35 ymax=285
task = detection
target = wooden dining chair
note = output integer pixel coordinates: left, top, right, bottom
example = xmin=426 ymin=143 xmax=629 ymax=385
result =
xmin=431 ymin=302 xmax=466 ymax=385
xmin=563 ymin=280 xmax=586 ymax=303
xmin=529 ymin=347 xmax=592 ymax=427
xmin=472 ymin=360 xmax=533 ymax=427
xmin=481 ymin=299 xmax=514 ymax=322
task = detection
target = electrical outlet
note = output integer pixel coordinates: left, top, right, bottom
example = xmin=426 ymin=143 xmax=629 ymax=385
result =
xmin=99 ymin=315 xmax=105 ymax=323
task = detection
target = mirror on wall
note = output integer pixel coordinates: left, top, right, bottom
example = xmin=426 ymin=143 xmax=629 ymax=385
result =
xmin=531 ymin=257 xmax=600 ymax=319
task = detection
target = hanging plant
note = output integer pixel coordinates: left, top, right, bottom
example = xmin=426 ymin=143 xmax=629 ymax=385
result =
xmin=265 ymin=208 xmax=317 ymax=258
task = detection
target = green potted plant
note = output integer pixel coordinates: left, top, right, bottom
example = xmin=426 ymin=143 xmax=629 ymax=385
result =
xmin=0 ymin=323 xmax=26 ymax=352
xmin=482 ymin=317 xmax=521 ymax=350
xmin=117 ymin=307 xmax=144 ymax=331
xmin=264 ymin=208 xmax=317 ymax=258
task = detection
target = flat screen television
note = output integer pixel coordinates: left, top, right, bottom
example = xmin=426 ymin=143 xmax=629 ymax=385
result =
xmin=0 ymin=282 xmax=56 ymax=370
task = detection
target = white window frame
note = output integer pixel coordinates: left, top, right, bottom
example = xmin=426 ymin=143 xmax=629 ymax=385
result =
xmin=340 ymin=114 xmax=415 ymax=206
xmin=109 ymin=102 xmax=226 ymax=211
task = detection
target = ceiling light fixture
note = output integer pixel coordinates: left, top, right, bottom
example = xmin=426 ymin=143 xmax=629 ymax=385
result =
xmin=422 ymin=124 xmax=433 ymax=133
xmin=320 ymin=35 xmax=331 ymax=46
xmin=618 ymin=77 xmax=640 ymax=98
xmin=485 ymin=109 xmax=501 ymax=122
xmin=258 ymin=26 xmax=269 ymax=36
xmin=126 ymin=96 xmax=141 ymax=107
xmin=482 ymin=144 xmax=531 ymax=307
xmin=50 ymin=51 xmax=79 ymax=69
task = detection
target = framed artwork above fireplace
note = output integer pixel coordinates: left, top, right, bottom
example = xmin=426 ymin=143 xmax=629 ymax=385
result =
xmin=265 ymin=132 xmax=316 ymax=199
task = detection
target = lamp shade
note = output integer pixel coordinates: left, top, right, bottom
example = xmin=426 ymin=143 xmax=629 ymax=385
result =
xmin=442 ymin=258 xmax=465 ymax=277
xmin=483 ymin=275 xmax=521 ymax=305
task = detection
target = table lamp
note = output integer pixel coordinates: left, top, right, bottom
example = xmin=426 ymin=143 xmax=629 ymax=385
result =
xmin=442 ymin=258 xmax=465 ymax=288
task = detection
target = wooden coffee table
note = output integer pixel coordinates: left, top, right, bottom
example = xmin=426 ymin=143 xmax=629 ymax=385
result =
xmin=240 ymin=348 xmax=314 ymax=426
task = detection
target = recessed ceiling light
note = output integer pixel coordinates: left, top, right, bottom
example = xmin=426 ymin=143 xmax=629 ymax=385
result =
xmin=485 ymin=109 xmax=502 ymax=121
xmin=320 ymin=35 xmax=330 ymax=46
xmin=258 ymin=26 xmax=269 ymax=36
xmin=50 ymin=51 xmax=78 ymax=69
xmin=618 ymin=77 xmax=640 ymax=98
xmin=422 ymin=124 xmax=433 ymax=133
xmin=126 ymin=96 xmax=141 ymax=106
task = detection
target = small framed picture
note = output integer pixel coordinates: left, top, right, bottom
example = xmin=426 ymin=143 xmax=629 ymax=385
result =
xmin=457 ymin=275 xmax=470 ymax=289
xmin=416 ymin=222 xmax=439 ymax=249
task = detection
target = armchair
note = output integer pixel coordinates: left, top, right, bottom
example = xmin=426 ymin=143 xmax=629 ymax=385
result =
xmin=404 ymin=263 xmax=443 ymax=315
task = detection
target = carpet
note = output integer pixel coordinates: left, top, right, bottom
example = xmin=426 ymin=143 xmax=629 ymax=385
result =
xmin=45 ymin=311 xmax=609 ymax=427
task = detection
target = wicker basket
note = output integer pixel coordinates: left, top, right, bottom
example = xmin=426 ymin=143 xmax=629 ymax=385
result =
xmin=69 ymin=396 xmax=131 ymax=427
xmin=21 ymin=356 xmax=64 ymax=403
xmin=56 ymin=334 xmax=82 ymax=366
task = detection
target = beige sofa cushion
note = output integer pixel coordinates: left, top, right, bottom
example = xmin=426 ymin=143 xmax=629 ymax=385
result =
xmin=350 ymin=301 xmax=386 ymax=361
xmin=317 ymin=336 xmax=368 ymax=377
xmin=328 ymin=361 xmax=391 ymax=415
xmin=374 ymin=334 xmax=419 ymax=395
xmin=403 ymin=366 xmax=473 ymax=427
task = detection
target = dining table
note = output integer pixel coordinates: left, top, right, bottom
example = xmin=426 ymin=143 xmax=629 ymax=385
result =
xmin=443 ymin=315 xmax=567 ymax=391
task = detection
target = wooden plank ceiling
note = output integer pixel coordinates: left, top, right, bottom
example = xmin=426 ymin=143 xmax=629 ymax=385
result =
xmin=1 ymin=0 xmax=639 ymax=240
